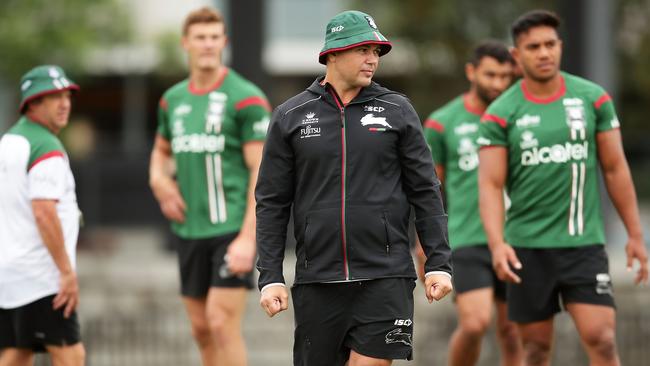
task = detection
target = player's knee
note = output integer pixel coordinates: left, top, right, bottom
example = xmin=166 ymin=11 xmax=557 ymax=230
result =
xmin=459 ymin=315 xmax=491 ymax=338
xmin=496 ymin=321 xmax=520 ymax=350
xmin=0 ymin=349 xmax=33 ymax=364
xmin=523 ymin=340 xmax=552 ymax=366
xmin=51 ymin=344 xmax=85 ymax=366
xmin=189 ymin=321 xmax=213 ymax=346
xmin=207 ymin=311 xmax=231 ymax=343
xmin=582 ymin=327 xmax=617 ymax=361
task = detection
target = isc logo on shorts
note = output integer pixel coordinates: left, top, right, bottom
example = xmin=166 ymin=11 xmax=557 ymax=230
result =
xmin=595 ymin=273 xmax=613 ymax=295
xmin=393 ymin=318 xmax=412 ymax=326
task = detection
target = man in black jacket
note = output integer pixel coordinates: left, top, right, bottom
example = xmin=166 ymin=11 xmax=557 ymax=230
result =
xmin=256 ymin=10 xmax=453 ymax=366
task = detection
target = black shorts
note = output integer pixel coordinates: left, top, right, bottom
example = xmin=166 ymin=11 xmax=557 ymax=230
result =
xmin=452 ymin=245 xmax=507 ymax=301
xmin=0 ymin=295 xmax=81 ymax=352
xmin=291 ymin=278 xmax=415 ymax=366
xmin=175 ymin=232 xmax=254 ymax=298
xmin=508 ymin=244 xmax=615 ymax=323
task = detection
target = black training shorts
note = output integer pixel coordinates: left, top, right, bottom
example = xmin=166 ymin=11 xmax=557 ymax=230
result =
xmin=451 ymin=245 xmax=507 ymax=300
xmin=508 ymin=244 xmax=615 ymax=323
xmin=175 ymin=232 xmax=254 ymax=298
xmin=0 ymin=294 xmax=81 ymax=352
xmin=292 ymin=278 xmax=416 ymax=366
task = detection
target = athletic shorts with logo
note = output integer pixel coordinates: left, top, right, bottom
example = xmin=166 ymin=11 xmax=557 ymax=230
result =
xmin=452 ymin=245 xmax=506 ymax=300
xmin=291 ymin=278 xmax=415 ymax=366
xmin=508 ymin=244 xmax=615 ymax=323
xmin=175 ymin=232 xmax=254 ymax=297
xmin=0 ymin=294 xmax=81 ymax=352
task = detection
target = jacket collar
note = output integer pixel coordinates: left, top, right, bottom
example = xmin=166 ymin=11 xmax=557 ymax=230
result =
xmin=306 ymin=77 xmax=395 ymax=106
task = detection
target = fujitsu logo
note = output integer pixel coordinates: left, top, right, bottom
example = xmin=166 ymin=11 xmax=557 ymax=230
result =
xmin=516 ymin=114 xmax=540 ymax=128
xmin=454 ymin=123 xmax=478 ymax=135
xmin=300 ymin=125 xmax=321 ymax=139
xmin=174 ymin=104 xmax=192 ymax=116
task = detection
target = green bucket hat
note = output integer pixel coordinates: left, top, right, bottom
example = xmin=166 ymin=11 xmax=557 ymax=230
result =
xmin=19 ymin=65 xmax=79 ymax=113
xmin=319 ymin=10 xmax=392 ymax=65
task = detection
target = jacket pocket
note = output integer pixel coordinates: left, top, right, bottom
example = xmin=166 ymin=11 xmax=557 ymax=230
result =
xmin=382 ymin=210 xmax=393 ymax=255
xmin=346 ymin=206 xmax=391 ymax=260
xmin=302 ymin=219 xmax=310 ymax=268
xmin=297 ymin=207 xmax=342 ymax=281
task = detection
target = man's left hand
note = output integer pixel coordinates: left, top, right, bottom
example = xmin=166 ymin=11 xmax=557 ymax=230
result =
xmin=626 ymin=237 xmax=649 ymax=285
xmin=226 ymin=235 xmax=256 ymax=275
xmin=424 ymin=273 xmax=453 ymax=303
xmin=53 ymin=271 xmax=79 ymax=318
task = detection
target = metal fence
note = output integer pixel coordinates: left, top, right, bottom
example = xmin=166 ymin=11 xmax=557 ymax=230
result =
xmin=32 ymin=285 xmax=649 ymax=366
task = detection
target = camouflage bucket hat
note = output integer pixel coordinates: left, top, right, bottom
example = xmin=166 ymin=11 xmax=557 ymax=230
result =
xmin=19 ymin=65 xmax=79 ymax=113
xmin=319 ymin=10 xmax=392 ymax=64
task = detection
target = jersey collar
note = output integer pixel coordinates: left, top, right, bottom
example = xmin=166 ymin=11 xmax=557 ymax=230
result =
xmin=188 ymin=67 xmax=229 ymax=95
xmin=520 ymin=74 xmax=566 ymax=104
xmin=463 ymin=93 xmax=486 ymax=116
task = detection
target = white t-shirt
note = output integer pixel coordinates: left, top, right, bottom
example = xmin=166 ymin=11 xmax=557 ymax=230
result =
xmin=0 ymin=118 xmax=80 ymax=309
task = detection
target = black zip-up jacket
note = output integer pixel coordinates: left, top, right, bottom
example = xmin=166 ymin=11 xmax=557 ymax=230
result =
xmin=255 ymin=78 xmax=451 ymax=290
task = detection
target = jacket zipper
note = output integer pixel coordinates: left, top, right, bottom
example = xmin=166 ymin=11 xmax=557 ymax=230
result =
xmin=328 ymin=88 xmax=350 ymax=280
xmin=304 ymin=218 xmax=309 ymax=268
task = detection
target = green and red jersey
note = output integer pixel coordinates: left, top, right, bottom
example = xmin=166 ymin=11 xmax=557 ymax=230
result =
xmin=157 ymin=67 xmax=271 ymax=239
xmin=479 ymin=72 xmax=620 ymax=248
xmin=424 ymin=94 xmax=485 ymax=249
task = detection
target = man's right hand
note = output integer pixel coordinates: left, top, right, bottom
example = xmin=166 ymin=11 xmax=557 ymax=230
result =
xmin=491 ymin=242 xmax=522 ymax=284
xmin=53 ymin=271 xmax=79 ymax=318
xmin=260 ymin=285 xmax=289 ymax=317
xmin=152 ymin=178 xmax=186 ymax=223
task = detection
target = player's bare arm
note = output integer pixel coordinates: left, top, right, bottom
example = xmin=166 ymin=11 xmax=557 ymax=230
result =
xmin=260 ymin=285 xmax=289 ymax=317
xmin=32 ymin=199 xmax=79 ymax=318
xmin=435 ymin=164 xmax=446 ymax=185
xmin=227 ymin=141 xmax=264 ymax=275
xmin=478 ymin=146 xmax=521 ymax=283
xmin=596 ymin=129 xmax=648 ymax=284
xmin=149 ymin=134 xmax=186 ymax=223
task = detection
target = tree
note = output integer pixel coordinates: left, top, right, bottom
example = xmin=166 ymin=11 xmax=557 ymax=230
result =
xmin=349 ymin=0 xmax=554 ymax=113
xmin=0 ymin=0 xmax=132 ymax=82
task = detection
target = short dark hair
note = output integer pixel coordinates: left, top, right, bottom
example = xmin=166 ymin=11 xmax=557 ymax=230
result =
xmin=469 ymin=40 xmax=514 ymax=66
xmin=511 ymin=10 xmax=561 ymax=45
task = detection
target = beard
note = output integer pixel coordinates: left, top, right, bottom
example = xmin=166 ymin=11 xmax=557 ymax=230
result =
xmin=475 ymin=83 xmax=499 ymax=105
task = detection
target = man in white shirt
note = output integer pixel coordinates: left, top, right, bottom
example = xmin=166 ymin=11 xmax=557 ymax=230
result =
xmin=0 ymin=65 xmax=85 ymax=366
